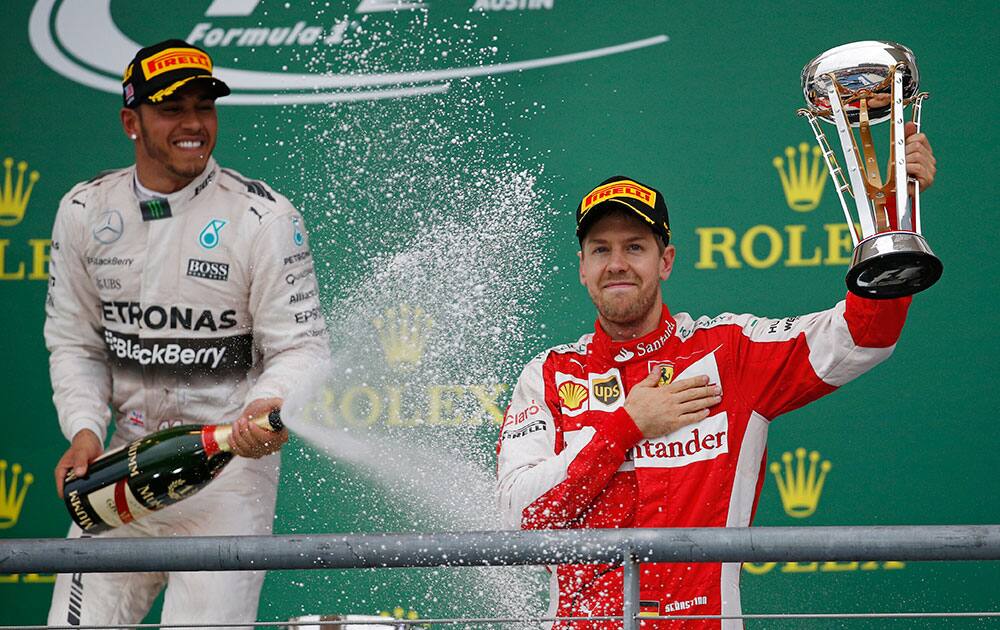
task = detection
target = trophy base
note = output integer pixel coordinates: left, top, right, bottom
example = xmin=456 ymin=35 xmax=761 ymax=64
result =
xmin=846 ymin=231 xmax=943 ymax=299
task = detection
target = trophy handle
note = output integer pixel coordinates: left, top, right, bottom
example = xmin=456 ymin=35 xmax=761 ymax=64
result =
xmin=796 ymin=108 xmax=860 ymax=246
xmin=825 ymin=77 xmax=880 ymax=239
xmin=907 ymin=92 xmax=930 ymax=235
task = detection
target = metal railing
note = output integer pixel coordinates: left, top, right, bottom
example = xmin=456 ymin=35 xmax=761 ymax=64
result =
xmin=3 ymin=525 xmax=999 ymax=629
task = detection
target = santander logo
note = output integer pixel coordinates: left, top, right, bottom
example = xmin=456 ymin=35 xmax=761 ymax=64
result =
xmin=614 ymin=322 xmax=675 ymax=363
xmin=29 ymin=0 xmax=668 ymax=105
xmin=631 ymin=412 xmax=728 ymax=468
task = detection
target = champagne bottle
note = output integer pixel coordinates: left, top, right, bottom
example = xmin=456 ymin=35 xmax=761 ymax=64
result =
xmin=63 ymin=410 xmax=283 ymax=534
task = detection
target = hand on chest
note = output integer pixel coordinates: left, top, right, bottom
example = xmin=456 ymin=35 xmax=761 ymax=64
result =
xmin=558 ymin=349 xmax=732 ymax=469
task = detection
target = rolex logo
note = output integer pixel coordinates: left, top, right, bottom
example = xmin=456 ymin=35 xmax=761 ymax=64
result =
xmin=772 ymin=143 xmax=827 ymax=212
xmin=373 ymin=304 xmax=432 ymax=368
xmin=0 ymin=459 xmax=34 ymax=528
xmin=769 ymin=448 xmax=831 ymax=518
xmin=0 ymin=157 xmax=40 ymax=227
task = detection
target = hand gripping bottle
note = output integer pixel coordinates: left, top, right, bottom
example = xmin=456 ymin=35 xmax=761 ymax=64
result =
xmin=63 ymin=410 xmax=283 ymax=534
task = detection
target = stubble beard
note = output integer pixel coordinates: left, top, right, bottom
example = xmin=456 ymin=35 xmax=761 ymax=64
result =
xmin=590 ymin=280 xmax=659 ymax=328
xmin=138 ymin=124 xmax=209 ymax=182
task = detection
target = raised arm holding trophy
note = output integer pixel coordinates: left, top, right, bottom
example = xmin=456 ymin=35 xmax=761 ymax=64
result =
xmin=798 ymin=40 xmax=941 ymax=298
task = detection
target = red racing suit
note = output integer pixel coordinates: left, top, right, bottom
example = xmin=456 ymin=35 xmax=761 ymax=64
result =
xmin=496 ymin=293 xmax=909 ymax=629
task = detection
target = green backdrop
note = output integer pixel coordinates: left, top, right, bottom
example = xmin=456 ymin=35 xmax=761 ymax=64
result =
xmin=2 ymin=0 xmax=998 ymax=626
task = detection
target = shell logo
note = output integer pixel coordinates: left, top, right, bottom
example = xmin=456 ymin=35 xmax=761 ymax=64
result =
xmin=558 ymin=381 xmax=588 ymax=411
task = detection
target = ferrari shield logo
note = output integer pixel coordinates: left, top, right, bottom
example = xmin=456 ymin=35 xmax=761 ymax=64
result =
xmin=649 ymin=361 xmax=674 ymax=386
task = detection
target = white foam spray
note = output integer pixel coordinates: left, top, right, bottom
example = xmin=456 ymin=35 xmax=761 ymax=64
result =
xmin=259 ymin=6 xmax=558 ymax=625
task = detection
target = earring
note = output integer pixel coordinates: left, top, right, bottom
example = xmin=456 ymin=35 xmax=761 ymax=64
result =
xmin=130 ymin=133 xmax=138 ymax=140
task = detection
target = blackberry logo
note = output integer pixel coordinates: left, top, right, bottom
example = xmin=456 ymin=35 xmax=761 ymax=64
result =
xmin=187 ymin=258 xmax=230 ymax=281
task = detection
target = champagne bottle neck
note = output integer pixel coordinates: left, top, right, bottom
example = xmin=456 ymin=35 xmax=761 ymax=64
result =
xmin=200 ymin=411 xmax=283 ymax=457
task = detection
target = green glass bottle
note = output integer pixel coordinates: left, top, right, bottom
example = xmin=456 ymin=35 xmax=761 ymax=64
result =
xmin=63 ymin=410 xmax=282 ymax=534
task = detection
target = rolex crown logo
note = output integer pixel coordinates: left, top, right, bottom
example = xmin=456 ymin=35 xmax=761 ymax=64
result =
xmin=0 ymin=460 xmax=34 ymax=528
xmin=0 ymin=157 xmax=41 ymax=227
xmin=373 ymin=304 xmax=432 ymax=368
xmin=772 ymin=143 xmax=827 ymax=212
xmin=769 ymin=448 xmax=831 ymax=518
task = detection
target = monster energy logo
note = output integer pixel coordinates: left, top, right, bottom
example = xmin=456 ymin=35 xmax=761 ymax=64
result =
xmin=140 ymin=198 xmax=172 ymax=221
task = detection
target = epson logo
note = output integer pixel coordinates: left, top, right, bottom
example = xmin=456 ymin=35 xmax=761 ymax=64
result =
xmin=294 ymin=307 xmax=322 ymax=324
xmin=187 ymin=258 xmax=230 ymax=282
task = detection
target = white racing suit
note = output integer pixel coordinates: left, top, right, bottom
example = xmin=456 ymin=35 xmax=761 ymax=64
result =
xmin=45 ymin=158 xmax=329 ymax=628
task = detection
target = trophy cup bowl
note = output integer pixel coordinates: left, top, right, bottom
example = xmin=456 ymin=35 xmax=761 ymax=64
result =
xmin=803 ymin=41 xmax=919 ymax=126
xmin=798 ymin=41 xmax=942 ymax=299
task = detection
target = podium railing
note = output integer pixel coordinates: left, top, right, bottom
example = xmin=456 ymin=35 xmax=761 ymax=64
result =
xmin=3 ymin=525 xmax=999 ymax=629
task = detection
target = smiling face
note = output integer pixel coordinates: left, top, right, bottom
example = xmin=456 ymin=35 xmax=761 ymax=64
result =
xmin=578 ymin=210 xmax=675 ymax=339
xmin=121 ymin=82 xmax=218 ymax=193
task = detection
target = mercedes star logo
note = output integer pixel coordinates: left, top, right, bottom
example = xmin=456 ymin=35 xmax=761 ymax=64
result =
xmin=93 ymin=210 xmax=124 ymax=244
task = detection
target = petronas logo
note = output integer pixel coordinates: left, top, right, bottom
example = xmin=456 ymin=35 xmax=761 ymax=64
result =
xmin=0 ymin=459 xmax=34 ymax=528
xmin=0 ymin=157 xmax=40 ymax=227
xmin=770 ymin=448 xmax=831 ymax=518
xmin=373 ymin=304 xmax=432 ymax=368
xmin=199 ymin=219 xmax=227 ymax=249
xmin=772 ymin=143 xmax=828 ymax=212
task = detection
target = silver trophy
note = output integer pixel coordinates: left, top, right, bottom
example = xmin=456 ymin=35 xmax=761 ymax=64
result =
xmin=798 ymin=41 xmax=942 ymax=298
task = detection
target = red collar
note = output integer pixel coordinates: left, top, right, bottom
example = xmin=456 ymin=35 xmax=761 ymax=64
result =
xmin=590 ymin=304 xmax=677 ymax=367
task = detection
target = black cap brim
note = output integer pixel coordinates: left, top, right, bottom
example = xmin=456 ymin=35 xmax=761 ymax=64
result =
xmin=576 ymin=197 xmax=665 ymax=241
xmin=134 ymin=75 xmax=231 ymax=108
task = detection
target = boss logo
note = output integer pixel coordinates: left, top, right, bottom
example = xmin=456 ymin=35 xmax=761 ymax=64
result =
xmin=186 ymin=258 xmax=230 ymax=281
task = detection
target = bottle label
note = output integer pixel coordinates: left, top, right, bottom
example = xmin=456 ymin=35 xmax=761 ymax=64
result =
xmin=84 ymin=479 xmax=156 ymax=529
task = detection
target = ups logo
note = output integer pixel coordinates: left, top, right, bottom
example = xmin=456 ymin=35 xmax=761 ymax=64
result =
xmin=592 ymin=375 xmax=621 ymax=405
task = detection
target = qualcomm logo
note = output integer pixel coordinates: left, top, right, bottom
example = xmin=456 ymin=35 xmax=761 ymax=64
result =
xmin=29 ymin=0 xmax=668 ymax=105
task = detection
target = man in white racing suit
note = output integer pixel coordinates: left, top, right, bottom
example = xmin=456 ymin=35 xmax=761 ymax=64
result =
xmin=45 ymin=39 xmax=329 ymax=627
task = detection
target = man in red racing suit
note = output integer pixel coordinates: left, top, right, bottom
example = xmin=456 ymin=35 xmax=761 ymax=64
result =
xmin=497 ymin=135 xmax=936 ymax=629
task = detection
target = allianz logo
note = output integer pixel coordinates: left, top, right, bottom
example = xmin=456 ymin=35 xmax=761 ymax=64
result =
xmin=30 ymin=0 xmax=668 ymax=105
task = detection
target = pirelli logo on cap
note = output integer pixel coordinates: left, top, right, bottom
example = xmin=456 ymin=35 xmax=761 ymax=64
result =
xmin=123 ymin=63 xmax=134 ymax=82
xmin=580 ymin=180 xmax=656 ymax=217
xmin=142 ymin=48 xmax=212 ymax=80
